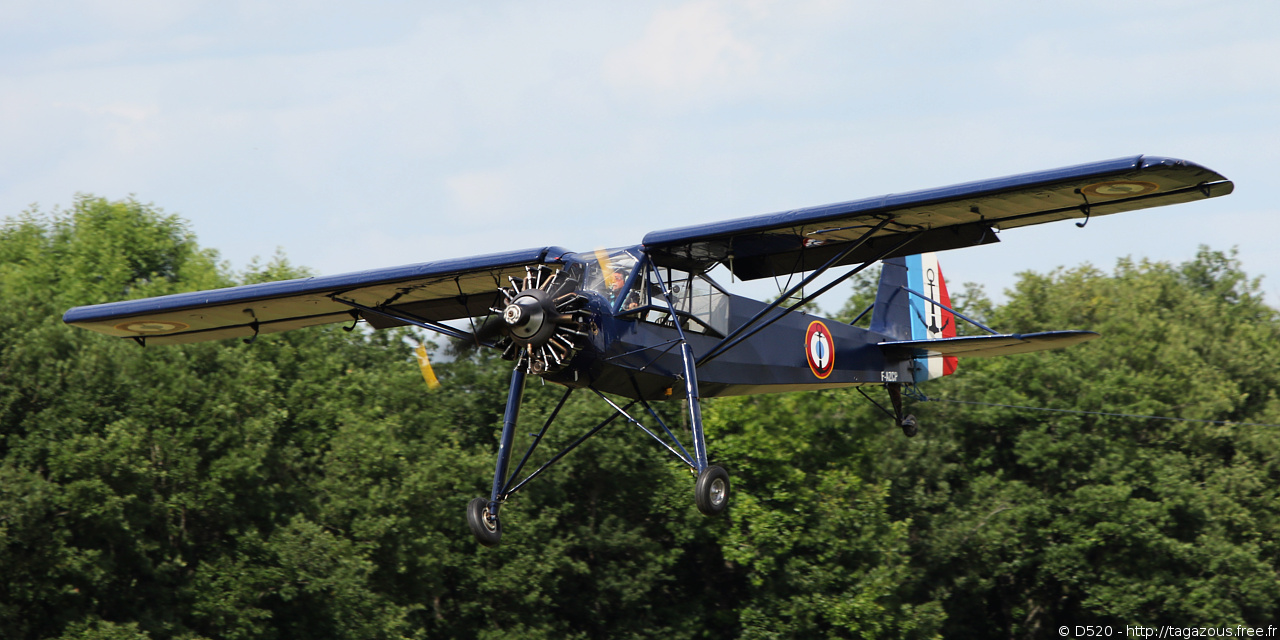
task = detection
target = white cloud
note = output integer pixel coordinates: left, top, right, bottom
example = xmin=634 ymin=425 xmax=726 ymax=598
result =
xmin=445 ymin=170 xmax=514 ymax=216
xmin=1001 ymin=31 xmax=1280 ymax=108
xmin=0 ymin=0 xmax=1275 ymax=299
xmin=604 ymin=1 xmax=760 ymax=104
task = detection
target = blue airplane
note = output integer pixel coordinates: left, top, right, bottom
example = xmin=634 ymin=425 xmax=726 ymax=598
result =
xmin=63 ymin=155 xmax=1232 ymax=546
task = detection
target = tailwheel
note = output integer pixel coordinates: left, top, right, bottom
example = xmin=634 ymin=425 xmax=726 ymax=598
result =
xmin=886 ymin=383 xmax=919 ymax=438
xmin=694 ymin=465 xmax=730 ymax=515
xmin=900 ymin=414 xmax=918 ymax=438
xmin=467 ymin=498 xmax=502 ymax=547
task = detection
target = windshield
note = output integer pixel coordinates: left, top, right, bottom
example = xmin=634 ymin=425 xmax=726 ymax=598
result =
xmin=581 ymin=248 xmax=641 ymax=309
xmin=569 ymin=248 xmax=730 ymax=335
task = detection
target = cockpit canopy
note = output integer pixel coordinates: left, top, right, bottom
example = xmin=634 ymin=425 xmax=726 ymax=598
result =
xmin=566 ymin=247 xmax=730 ymax=337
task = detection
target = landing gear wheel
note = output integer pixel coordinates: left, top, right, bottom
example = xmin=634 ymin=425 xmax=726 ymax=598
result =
xmin=695 ymin=465 xmax=731 ymax=515
xmin=467 ymin=498 xmax=502 ymax=547
xmin=900 ymin=414 xmax=918 ymax=438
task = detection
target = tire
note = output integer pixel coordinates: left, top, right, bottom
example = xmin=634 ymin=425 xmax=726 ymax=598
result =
xmin=900 ymin=414 xmax=918 ymax=438
xmin=467 ymin=497 xmax=502 ymax=547
xmin=694 ymin=465 xmax=730 ymax=515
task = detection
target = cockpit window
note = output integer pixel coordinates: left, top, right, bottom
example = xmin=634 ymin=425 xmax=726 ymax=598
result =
xmin=573 ymin=249 xmax=730 ymax=336
xmin=634 ymin=266 xmax=730 ymax=337
xmin=582 ymin=248 xmax=640 ymax=309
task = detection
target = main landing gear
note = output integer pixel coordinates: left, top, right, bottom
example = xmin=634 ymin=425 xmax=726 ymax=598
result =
xmin=464 ymin=261 xmax=730 ymax=547
xmin=463 ymin=385 xmax=733 ymax=545
xmin=463 ymin=363 xmax=732 ymax=547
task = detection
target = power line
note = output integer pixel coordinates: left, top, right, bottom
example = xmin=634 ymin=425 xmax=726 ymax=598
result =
xmin=918 ymin=397 xmax=1280 ymax=428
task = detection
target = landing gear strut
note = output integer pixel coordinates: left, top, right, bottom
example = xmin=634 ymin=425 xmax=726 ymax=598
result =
xmin=887 ymin=382 xmax=918 ymax=437
xmin=466 ymin=365 xmax=527 ymax=546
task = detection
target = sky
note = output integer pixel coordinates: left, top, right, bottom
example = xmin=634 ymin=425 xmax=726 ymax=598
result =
xmin=3 ymin=0 xmax=1278 ymax=312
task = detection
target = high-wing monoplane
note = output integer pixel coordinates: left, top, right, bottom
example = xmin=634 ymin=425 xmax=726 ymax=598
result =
xmin=63 ymin=155 xmax=1232 ymax=546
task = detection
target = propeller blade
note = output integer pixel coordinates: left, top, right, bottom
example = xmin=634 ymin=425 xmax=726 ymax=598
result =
xmin=593 ymin=247 xmax=615 ymax=287
xmin=473 ymin=314 xmax=507 ymax=344
xmin=414 ymin=341 xmax=441 ymax=390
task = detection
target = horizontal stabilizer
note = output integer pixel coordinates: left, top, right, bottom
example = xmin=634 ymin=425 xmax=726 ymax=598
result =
xmin=879 ymin=330 xmax=1099 ymax=358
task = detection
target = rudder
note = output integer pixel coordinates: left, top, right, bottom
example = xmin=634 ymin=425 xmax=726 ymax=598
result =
xmin=871 ymin=253 xmax=959 ymax=382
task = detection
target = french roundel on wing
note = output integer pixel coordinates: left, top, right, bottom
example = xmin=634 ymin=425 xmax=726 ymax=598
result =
xmin=805 ymin=321 xmax=835 ymax=379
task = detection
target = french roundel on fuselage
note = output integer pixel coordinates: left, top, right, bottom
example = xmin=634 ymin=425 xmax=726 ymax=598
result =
xmin=805 ymin=320 xmax=835 ymax=379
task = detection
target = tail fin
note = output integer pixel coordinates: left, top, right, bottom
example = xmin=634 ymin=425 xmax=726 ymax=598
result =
xmin=871 ymin=252 xmax=958 ymax=382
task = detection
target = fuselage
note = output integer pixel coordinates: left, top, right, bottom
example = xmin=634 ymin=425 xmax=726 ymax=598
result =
xmin=541 ymin=247 xmax=911 ymax=401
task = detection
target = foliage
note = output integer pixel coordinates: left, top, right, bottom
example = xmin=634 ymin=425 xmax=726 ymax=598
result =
xmin=885 ymin=250 xmax=1280 ymax=634
xmin=1 ymin=198 xmax=1276 ymax=638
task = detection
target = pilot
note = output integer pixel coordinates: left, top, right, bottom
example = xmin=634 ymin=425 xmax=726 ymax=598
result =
xmin=606 ymin=270 xmax=641 ymax=310
xmin=607 ymin=271 xmax=626 ymax=297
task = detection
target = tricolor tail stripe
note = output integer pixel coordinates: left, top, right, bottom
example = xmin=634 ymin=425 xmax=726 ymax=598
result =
xmin=905 ymin=253 xmax=959 ymax=382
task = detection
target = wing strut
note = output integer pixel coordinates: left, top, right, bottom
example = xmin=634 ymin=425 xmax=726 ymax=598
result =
xmin=697 ymin=222 xmax=919 ymax=366
xmin=331 ymin=296 xmax=488 ymax=344
xmin=695 ymin=217 xmax=893 ymax=365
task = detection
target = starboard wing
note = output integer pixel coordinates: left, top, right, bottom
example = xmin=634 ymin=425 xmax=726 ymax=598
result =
xmin=63 ymin=246 xmax=569 ymax=345
xmin=878 ymin=330 xmax=1099 ymax=359
xmin=643 ymin=155 xmax=1232 ymax=279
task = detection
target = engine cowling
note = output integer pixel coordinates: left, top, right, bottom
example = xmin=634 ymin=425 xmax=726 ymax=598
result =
xmin=491 ymin=266 xmax=589 ymax=375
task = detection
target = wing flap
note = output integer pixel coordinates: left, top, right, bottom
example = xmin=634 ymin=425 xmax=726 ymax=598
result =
xmin=644 ymin=155 xmax=1231 ymax=279
xmin=879 ymin=330 xmax=1099 ymax=358
xmin=63 ymin=246 xmax=568 ymax=343
xmin=131 ymin=310 xmax=356 ymax=346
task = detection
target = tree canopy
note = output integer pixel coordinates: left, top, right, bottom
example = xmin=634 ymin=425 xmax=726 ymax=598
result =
xmin=1 ymin=197 xmax=1276 ymax=639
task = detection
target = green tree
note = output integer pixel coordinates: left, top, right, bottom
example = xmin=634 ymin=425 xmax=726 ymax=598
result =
xmin=0 ymin=197 xmax=412 ymax=639
xmin=704 ymin=389 xmax=945 ymax=638
xmin=884 ymin=250 xmax=1280 ymax=635
xmin=8 ymin=197 xmax=935 ymax=639
xmin=7 ymin=196 xmax=1274 ymax=639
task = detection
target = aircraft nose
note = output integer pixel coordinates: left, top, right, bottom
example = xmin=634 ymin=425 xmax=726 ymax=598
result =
xmin=504 ymin=296 xmax=546 ymax=339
